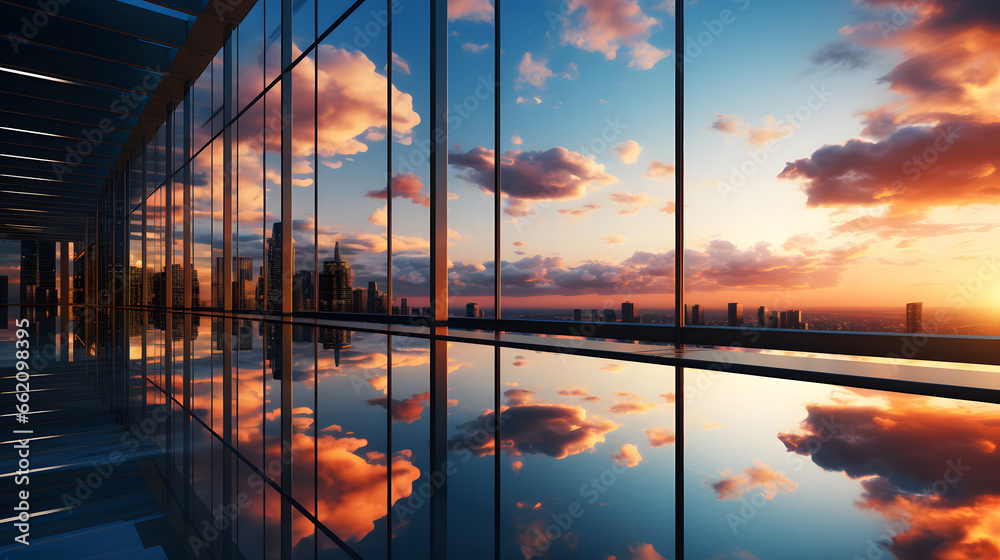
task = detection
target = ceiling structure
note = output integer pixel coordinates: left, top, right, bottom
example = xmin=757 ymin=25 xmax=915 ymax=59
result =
xmin=0 ymin=0 xmax=255 ymax=243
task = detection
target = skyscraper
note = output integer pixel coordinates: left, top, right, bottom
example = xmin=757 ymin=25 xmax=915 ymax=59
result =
xmin=216 ymin=256 xmax=259 ymax=310
xmin=621 ymin=301 xmax=637 ymax=323
xmin=353 ymin=288 xmax=367 ymax=313
xmin=906 ymin=302 xmax=923 ymax=334
xmin=367 ymin=281 xmax=384 ymax=314
xmin=20 ymin=241 xmax=56 ymax=305
xmin=318 ymin=242 xmax=353 ymax=312
xmin=728 ymin=303 xmax=743 ymax=327
xmin=466 ymin=302 xmax=479 ymax=317
xmin=266 ymin=222 xmax=283 ymax=310
xmin=574 ymin=309 xmax=583 ymax=322
xmin=603 ymin=308 xmax=616 ymax=322
xmin=757 ymin=306 xmax=769 ymax=328
xmin=690 ymin=304 xmax=704 ymax=326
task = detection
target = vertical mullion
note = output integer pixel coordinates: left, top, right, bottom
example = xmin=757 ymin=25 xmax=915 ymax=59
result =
xmin=674 ymin=0 xmax=685 ymax=346
xmin=184 ymin=88 xmax=192 ymax=310
xmin=281 ymin=0 xmax=293 ymax=316
xmin=386 ymin=0 xmax=393 ymax=318
xmin=280 ymin=0 xmax=294 ymax=557
xmin=494 ymin=0 xmax=501 ymax=321
xmin=430 ymin=0 xmax=448 ymax=324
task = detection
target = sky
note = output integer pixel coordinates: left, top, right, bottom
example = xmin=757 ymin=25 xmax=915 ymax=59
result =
xmin=126 ymin=0 xmax=1000 ymax=317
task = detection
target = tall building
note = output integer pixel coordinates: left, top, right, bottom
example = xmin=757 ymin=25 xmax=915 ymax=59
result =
xmin=318 ymin=242 xmax=353 ymax=312
xmin=169 ymin=264 xmax=199 ymax=308
xmin=235 ymin=257 xmax=254 ymax=310
xmin=401 ymin=297 xmax=410 ymax=315
xmin=574 ymin=309 xmax=583 ymax=322
xmin=0 ymin=276 xmax=7 ymax=304
xmin=20 ymin=241 xmax=57 ymax=305
xmin=365 ymin=281 xmax=387 ymax=314
xmin=602 ymin=308 xmax=616 ymax=322
xmin=466 ymin=302 xmax=479 ymax=317
xmin=690 ymin=304 xmax=704 ymax=326
xmin=728 ymin=303 xmax=743 ymax=327
xmin=621 ymin=301 xmax=637 ymax=323
xmin=768 ymin=311 xmax=779 ymax=329
xmin=906 ymin=302 xmax=923 ymax=334
xmin=758 ymin=306 xmax=769 ymax=328
xmin=266 ymin=222 xmax=283 ymax=310
xmin=353 ymin=288 xmax=368 ymax=313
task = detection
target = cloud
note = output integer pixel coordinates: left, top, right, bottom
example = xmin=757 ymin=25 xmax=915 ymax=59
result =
xmin=612 ymin=139 xmax=643 ymax=164
xmin=513 ymin=241 xmax=527 ymax=246
xmin=461 ymin=42 xmax=490 ymax=53
xmin=365 ymin=172 xmax=431 ymax=207
xmin=447 ymin=0 xmax=494 ymax=22
xmin=560 ymin=62 xmax=580 ymax=80
xmin=643 ymin=427 xmax=675 ymax=447
xmin=600 ymin=364 xmax=626 ymax=372
xmin=558 ymin=201 xmax=602 ymax=217
xmin=659 ymin=201 xmax=675 ymax=213
xmin=391 ymin=51 xmax=411 ymax=75
xmin=511 ymin=131 xmax=523 ymax=145
xmin=643 ymin=160 xmax=674 ymax=179
xmin=609 ymin=192 xmax=654 ymax=214
xmin=516 ymin=96 xmax=543 ymax=105
xmin=561 ymin=0 xmax=671 ymax=70
xmin=711 ymin=459 xmax=798 ymax=500
xmin=449 ymin=389 xmax=621 ymax=459
xmin=366 ymin=391 xmax=431 ymax=423
xmin=368 ymin=207 xmax=387 ymax=226
xmin=309 ymin=45 xmax=420 ymax=156
xmin=557 ymin=386 xmax=592 ymax=397
xmin=778 ymin=390 xmax=1000 ymax=560
xmin=611 ymin=443 xmax=643 ymax=468
xmin=515 ymin=52 xmax=555 ymax=89
xmin=779 ymin=122 xmax=1000 ymax=213
xmin=601 ymin=234 xmax=627 ymax=244
xmin=628 ymin=542 xmax=668 ymax=560
xmin=608 ymin=391 xmax=657 ymax=415
xmin=443 ymin=237 xmax=869 ymax=298
xmin=710 ymin=113 xmax=794 ymax=145
xmin=809 ymin=39 xmax=875 ymax=69
xmin=449 ymin=145 xmax=619 ymax=216
xmin=512 ymin=460 xmax=523 ymax=474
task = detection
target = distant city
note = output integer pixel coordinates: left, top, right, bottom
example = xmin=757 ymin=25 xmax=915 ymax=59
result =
xmin=10 ymin=235 xmax=999 ymax=337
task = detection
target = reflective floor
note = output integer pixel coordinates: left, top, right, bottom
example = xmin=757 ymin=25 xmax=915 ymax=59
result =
xmin=1 ymin=307 xmax=998 ymax=560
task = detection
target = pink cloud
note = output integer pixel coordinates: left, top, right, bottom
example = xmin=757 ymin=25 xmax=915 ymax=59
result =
xmin=561 ymin=0 xmax=671 ymax=70
xmin=448 ymin=0 xmax=494 ymax=22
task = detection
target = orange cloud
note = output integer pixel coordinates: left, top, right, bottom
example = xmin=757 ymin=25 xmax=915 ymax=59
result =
xmin=608 ymin=391 xmax=657 ymax=415
xmin=778 ymin=391 xmax=1000 ymax=560
xmin=710 ymin=113 xmax=794 ymax=145
xmin=611 ymin=443 xmax=643 ymax=468
xmin=366 ymin=391 xmax=431 ymax=423
xmin=711 ymin=459 xmax=798 ymax=501
xmin=643 ymin=427 xmax=675 ymax=447
xmin=628 ymin=542 xmax=668 ymax=560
